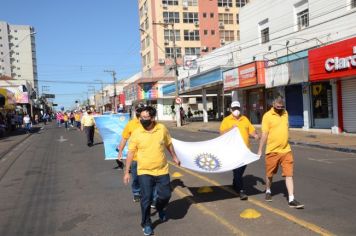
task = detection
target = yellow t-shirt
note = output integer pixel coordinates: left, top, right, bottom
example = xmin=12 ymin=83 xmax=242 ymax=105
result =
xmin=219 ymin=115 xmax=255 ymax=148
xmin=122 ymin=118 xmax=141 ymax=161
xmin=81 ymin=114 xmax=95 ymax=127
xmin=74 ymin=113 xmax=81 ymax=122
xmin=261 ymin=108 xmax=291 ymax=154
xmin=63 ymin=115 xmax=69 ymax=122
xmin=128 ymin=123 xmax=172 ymax=176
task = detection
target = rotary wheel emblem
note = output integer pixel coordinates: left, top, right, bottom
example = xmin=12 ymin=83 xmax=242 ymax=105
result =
xmin=194 ymin=153 xmax=221 ymax=172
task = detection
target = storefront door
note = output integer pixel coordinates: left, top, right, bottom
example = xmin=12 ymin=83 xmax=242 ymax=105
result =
xmin=341 ymin=79 xmax=356 ymax=133
xmin=311 ymin=82 xmax=334 ymax=128
xmin=285 ymin=84 xmax=304 ymax=128
xmin=247 ymin=88 xmax=265 ymax=124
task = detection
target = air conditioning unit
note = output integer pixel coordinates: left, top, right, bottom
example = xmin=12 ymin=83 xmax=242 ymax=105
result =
xmin=182 ymin=1 xmax=188 ymax=9
xmin=201 ymin=46 xmax=208 ymax=52
xmin=219 ymin=22 xmax=225 ymax=28
xmin=220 ymin=39 xmax=225 ymax=45
xmin=164 ymin=39 xmax=169 ymax=45
xmin=225 ymin=6 xmax=230 ymax=11
xmin=194 ymin=21 xmax=199 ymax=27
xmin=158 ymin=58 xmax=165 ymax=64
xmin=162 ymin=3 xmax=168 ymax=9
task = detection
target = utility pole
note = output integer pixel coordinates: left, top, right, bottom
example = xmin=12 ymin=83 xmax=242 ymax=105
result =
xmin=95 ymin=79 xmax=105 ymax=114
xmin=152 ymin=22 xmax=181 ymax=127
xmin=104 ymin=70 xmax=117 ymax=113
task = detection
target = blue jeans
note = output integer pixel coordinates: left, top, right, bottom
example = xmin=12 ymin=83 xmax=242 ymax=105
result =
xmin=131 ymin=161 xmax=141 ymax=196
xmin=138 ymin=174 xmax=171 ymax=227
xmin=232 ymin=165 xmax=247 ymax=192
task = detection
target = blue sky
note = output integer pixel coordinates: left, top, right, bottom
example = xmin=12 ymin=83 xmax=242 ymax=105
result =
xmin=1 ymin=0 xmax=141 ymax=109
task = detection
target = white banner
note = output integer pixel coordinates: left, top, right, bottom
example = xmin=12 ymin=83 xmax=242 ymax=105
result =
xmin=172 ymin=128 xmax=260 ymax=173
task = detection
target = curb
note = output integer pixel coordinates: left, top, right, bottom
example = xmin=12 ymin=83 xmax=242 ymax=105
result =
xmin=197 ymin=129 xmax=356 ymax=154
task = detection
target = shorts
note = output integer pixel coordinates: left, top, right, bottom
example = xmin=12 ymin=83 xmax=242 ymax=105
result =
xmin=265 ymin=151 xmax=294 ymax=177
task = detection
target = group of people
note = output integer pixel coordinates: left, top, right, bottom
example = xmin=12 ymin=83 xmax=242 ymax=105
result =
xmin=55 ymin=110 xmax=83 ymax=130
xmin=116 ymin=96 xmax=303 ymax=235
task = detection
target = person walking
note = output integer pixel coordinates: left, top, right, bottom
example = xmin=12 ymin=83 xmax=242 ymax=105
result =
xmin=63 ymin=113 xmax=69 ymax=131
xmin=220 ymin=101 xmax=259 ymax=200
xmin=123 ymin=106 xmax=180 ymax=236
xmin=23 ymin=113 xmax=31 ymax=134
xmin=257 ymin=96 xmax=304 ymax=209
xmin=74 ymin=111 xmax=81 ymax=129
xmin=81 ymin=109 xmax=95 ymax=147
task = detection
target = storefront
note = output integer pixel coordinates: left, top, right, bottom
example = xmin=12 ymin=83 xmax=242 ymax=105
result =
xmin=223 ymin=61 xmax=266 ymax=124
xmin=265 ymin=56 xmax=309 ymax=128
xmin=309 ymin=36 xmax=356 ymax=133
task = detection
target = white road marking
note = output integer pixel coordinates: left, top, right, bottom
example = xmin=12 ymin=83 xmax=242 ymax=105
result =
xmin=308 ymin=157 xmax=356 ymax=164
xmin=57 ymin=136 xmax=68 ymax=143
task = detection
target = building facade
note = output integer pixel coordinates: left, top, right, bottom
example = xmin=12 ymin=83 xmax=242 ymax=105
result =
xmin=138 ymin=0 xmax=249 ymax=78
xmin=0 ymin=21 xmax=38 ymax=93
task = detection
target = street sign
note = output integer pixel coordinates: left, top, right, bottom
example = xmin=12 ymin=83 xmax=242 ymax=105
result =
xmin=175 ymin=97 xmax=182 ymax=104
xmin=43 ymin=93 xmax=55 ymax=99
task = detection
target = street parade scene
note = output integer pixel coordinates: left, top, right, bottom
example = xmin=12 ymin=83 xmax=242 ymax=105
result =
xmin=1 ymin=1 xmax=356 ymax=236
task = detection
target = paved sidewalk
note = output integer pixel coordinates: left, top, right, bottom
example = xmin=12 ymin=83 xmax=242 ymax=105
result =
xmin=162 ymin=120 xmax=356 ymax=153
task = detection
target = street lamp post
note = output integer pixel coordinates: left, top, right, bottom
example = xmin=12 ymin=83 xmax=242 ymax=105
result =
xmin=151 ymin=22 xmax=181 ymax=127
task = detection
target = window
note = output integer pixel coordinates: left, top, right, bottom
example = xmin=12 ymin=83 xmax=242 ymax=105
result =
xmin=261 ymin=27 xmax=269 ymax=43
xmin=146 ymin=37 xmax=150 ymax=47
xmin=297 ymin=9 xmax=309 ymax=30
xmin=236 ymin=0 xmax=249 ymax=7
xmin=210 ymin=13 xmax=214 ymax=18
xmin=165 ymin=47 xmax=182 ymax=58
xmin=145 ymin=18 xmax=149 ymax=30
xmin=163 ymin=12 xmax=180 ymax=23
xmin=147 ymin=51 xmax=151 ymax=64
xmin=236 ymin=14 xmax=239 ymax=24
xmin=185 ymin=0 xmax=198 ymax=6
xmin=236 ymin=30 xmax=240 ymax=40
xmin=203 ymin=13 xmax=207 ymax=18
xmin=352 ymin=0 xmax=356 ymax=8
xmin=184 ymin=30 xmax=200 ymax=40
xmin=185 ymin=47 xmax=201 ymax=56
xmin=141 ymin=39 xmax=146 ymax=50
xmin=218 ymin=0 xmax=232 ymax=7
xmin=162 ymin=0 xmax=178 ymax=5
xmin=183 ymin=12 xmax=199 ymax=23
xmin=220 ymin=30 xmax=235 ymax=41
xmin=204 ymin=30 xmax=208 ymax=35
xmin=211 ymin=30 xmax=215 ymax=35
xmin=219 ymin=13 xmax=233 ymax=24
xmin=139 ymin=7 xmax=143 ymax=18
xmin=164 ymin=29 xmax=181 ymax=41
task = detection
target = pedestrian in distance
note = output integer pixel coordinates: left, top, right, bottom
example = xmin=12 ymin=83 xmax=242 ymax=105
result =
xmin=257 ymin=96 xmax=304 ymax=209
xmin=123 ymin=106 xmax=180 ymax=236
xmin=23 ymin=113 xmax=31 ymax=134
xmin=63 ymin=112 xmax=69 ymax=131
xmin=81 ymin=109 xmax=95 ymax=147
xmin=179 ymin=107 xmax=185 ymax=126
xmin=220 ymin=101 xmax=259 ymax=200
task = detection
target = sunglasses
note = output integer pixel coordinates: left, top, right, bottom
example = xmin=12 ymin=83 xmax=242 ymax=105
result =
xmin=231 ymin=107 xmax=240 ymax=111
xmin=274 ymin=105 xmax=285 ymax=109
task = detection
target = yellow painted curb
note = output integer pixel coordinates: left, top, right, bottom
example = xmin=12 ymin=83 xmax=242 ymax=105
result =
xmin=240 ymin=209 xmax=261 ymax=219
xmin=172 ymin=172 xmax=183 ymax=178
xmin=197 ymin=186 xmax=213 ymax=193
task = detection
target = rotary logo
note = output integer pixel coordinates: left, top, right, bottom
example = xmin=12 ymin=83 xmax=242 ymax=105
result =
xmin=119 ymin=116 xmax=126 ymax=122
xmin=194 ymin=153 xmax=221 ymax=172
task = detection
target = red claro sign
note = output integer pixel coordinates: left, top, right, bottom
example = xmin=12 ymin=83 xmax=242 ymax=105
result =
xmin=175 ymin=97 xmax=182 ymax=104
xmin=309 ymin=37 xmax=356 ymax=81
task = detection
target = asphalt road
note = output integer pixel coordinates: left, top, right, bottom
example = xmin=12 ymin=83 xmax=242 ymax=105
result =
xmin=0 ymin=123 xmax=355 ymax=236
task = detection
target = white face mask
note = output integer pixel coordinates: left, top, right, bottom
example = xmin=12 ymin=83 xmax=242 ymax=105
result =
xmin=232 ymin=110 xmax=240 ymax=117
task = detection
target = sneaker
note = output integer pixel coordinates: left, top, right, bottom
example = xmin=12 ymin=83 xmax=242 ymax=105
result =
xmin=288 ymin=199 xmax=304 ymax=209
xmin=142 ymin=225 xmax=153 ymax=236
xmin=158 ymin=210 xmax=167 ymax=222
xmin=133 ymin=195 xmax=141 ymax=202
xmin=150 ymin=200 xmax=156 ymax=209
xmin=239 ymin=191 xmax=248 ymax=200
xmin=265 ymin=192 xmax=272 ymax=202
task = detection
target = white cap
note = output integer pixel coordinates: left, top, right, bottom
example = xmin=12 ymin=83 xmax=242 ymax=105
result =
xmin=231 ymin=101 xmax=240 ymax=108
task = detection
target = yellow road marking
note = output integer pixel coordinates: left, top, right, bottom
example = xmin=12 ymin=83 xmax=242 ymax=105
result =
xmin=173 ymin=187 xmax=246 ymax=236
xmin=169 ymin=161 xmax=335 ymax=236
xmin=172 ymin=172 xmax=183 ymax=178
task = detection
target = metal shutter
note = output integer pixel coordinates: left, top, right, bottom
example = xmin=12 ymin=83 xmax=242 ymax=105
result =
xmin=342 ymin=79 xmax=356 ymax=133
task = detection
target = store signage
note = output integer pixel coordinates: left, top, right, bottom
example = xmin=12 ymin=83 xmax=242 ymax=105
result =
xmin=324 ymin=46 xmax=356 ymax=72
xmin=223 ymin=68 xmax=239 ymax=91
xmin=309 ymin=37 xmax=356 ymax=81
xmin=238 ymin=63 xmax=257 ymax=87
xmin=175 ymin=97 xmax=182 ymax=104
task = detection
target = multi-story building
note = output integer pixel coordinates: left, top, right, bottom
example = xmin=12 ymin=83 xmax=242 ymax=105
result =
xmin=138 ymin=0 xmax=249 ymax=78
xmin=0 ymin=21 xmax=38 ymax=93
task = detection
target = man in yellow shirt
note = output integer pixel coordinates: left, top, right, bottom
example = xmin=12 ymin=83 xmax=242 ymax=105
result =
xmin=258 ymin=96 xmax=304 ymax=209
xmin=123 ymin=106 xmax=180 ymax=236
xmin=81 ymin=109 xmax=95 ymax=147
xmin=220 ymin=101 xmax=259 ymax=200
xmin=117 ymin=104 xmax=144 ymax=202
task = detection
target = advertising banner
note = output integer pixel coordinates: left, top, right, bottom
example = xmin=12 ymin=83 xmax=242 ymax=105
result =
xmin=223 ymin=68 xmax=239 ymax=91
xmin=94 ymin=113 xmax=130 ymax=160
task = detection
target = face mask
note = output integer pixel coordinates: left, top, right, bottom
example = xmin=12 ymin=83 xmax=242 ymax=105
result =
xmin=140 ymin=119 xmax=152 ymax=129
xmin=232 ymin=110 xmax=240 ymax=117
xmin=274 ymin=107 xmax=284 ymax=115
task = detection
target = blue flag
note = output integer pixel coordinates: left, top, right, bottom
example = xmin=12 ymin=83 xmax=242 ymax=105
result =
xmin=94 ymin=113 xmax=130 ymax=160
